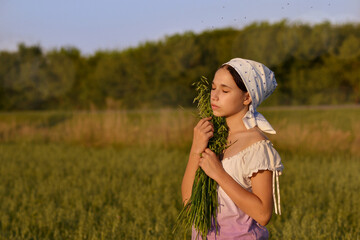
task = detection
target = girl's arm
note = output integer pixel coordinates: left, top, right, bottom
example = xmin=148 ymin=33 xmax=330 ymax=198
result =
xmin=181 ymin=117 xmax=214 ymax=205
xmin=199 ymin=148 xmax=273 ymax=226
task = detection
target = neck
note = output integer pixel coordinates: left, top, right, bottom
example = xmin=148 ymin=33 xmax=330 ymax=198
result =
xmin=225 ymin=106 xmax=249 ymax=135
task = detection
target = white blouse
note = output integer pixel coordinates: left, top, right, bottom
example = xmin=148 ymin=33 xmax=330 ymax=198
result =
xmin=192 ymin=140 xmax=284 ymax=240
xmin=220 ymin=139 xmax=284 ymax=215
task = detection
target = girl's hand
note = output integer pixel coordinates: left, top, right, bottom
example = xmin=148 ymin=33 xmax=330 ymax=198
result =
xmin=190 ymin=117 xmax=214 ymax=155
xmin=199 ymin=148 xmax=225 ymax=181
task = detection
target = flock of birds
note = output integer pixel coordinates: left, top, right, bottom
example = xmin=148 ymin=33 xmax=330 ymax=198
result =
xmin=201 ymin=2 xmax=332 ymax=29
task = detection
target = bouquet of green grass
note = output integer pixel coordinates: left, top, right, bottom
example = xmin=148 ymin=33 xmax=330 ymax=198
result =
xmin=174 ymin=76 xmax=228 ymax=239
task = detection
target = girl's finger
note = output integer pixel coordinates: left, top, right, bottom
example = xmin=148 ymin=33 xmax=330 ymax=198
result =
xmin=198 ymin=157 xmax=204 ymax=166
xmin=200 ymin=121 xmax=214 ymax=131
xmin=201 ymin=152 xmax=209 ymax=158
xmin=200 ymin=117 xmax=212 ymax=123
xmin=199 ymin=117 xmax=212 ymax=126
xmin=206 ymin=131 xmax=214 ymax=138
xmin=205 ymin=148 xmax=212 ymax=153
xmin=196 ymin=118 xmax=207 ymax=127
xmin=205 ymin=148 xmax=215 ymax=156
xmin=203 ymin=125 xmax=214 ymax=133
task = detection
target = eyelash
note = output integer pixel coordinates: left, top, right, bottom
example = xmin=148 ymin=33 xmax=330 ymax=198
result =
xmin=212 ymin=88 xmax=229 ymax=93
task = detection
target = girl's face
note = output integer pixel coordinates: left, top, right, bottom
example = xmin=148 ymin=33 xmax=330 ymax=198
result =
xmin=210 ymin=67 xmax=250 ymax=118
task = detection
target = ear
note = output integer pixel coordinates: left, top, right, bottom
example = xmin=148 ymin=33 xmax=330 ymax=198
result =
xmin=243 ymin=92 xmax=252 ymax=106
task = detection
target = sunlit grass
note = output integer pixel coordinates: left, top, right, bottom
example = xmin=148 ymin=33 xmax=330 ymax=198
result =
xmin=267 ymin=152 xmax=359 ymax=239
xmin=0 ymin=107 xmax=359 ymax=239
xmin=0 ymin=143 xmax=189 ymax=239
xmin=0 ymin=143 xmax=359 ymax=239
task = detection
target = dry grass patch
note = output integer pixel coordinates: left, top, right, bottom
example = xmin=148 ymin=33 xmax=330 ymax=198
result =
xmin=0 ymin=107 xmax=359 ymax=155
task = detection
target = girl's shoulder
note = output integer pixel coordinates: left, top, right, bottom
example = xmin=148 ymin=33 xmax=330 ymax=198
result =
xmin=245 ymin=127 xmax=268 ymax=144
xmin=223 ymin=128 xmax=270 ymax=160
xmin=236 ymin=127 xmax=269 ymax=151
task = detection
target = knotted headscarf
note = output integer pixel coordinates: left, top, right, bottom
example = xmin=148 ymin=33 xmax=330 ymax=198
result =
xmin=223 ymin=58 xmax=277 ymax=134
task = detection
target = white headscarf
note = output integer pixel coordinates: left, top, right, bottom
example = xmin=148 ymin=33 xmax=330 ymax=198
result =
xmin=223 ymin=58 xmax=277 ymax=134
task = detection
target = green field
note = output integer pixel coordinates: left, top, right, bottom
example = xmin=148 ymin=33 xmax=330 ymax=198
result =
xmin=0 ymin=108 xmax=359 ymax=239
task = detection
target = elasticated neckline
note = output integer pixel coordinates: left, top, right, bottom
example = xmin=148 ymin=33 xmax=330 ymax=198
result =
xmin=222 ymin=139 xmax=271 ymax=162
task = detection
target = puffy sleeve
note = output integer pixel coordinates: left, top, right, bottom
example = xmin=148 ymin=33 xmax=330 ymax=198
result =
xmin=244 ymin=140 xmax=283 ymax=178
xmin=243 ymin=140 xmax=284 ymax=215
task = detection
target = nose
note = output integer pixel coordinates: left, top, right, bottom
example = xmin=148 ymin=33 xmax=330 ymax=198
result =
xmin=211 ymin=89 xmax=219 ymax=101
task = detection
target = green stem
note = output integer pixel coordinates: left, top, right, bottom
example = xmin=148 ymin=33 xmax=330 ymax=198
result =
xmin=174 ymin=76 xmax=228 ymax=239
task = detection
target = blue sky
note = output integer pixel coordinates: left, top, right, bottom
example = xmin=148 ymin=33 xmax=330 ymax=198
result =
xmin=0 ymin=0 xmax=359 ymax=55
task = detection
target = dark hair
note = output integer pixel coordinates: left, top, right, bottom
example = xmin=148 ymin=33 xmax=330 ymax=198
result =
xmin=221 ymin=65 xmax=247 ymax=92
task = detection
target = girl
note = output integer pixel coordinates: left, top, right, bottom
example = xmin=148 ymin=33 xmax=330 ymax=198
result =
xmin=181 ymin=58 xmax=284 ymax=239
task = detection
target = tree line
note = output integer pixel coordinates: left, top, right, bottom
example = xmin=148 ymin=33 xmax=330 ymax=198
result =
xmin=0 ymin=20 xmax=359 ymax=110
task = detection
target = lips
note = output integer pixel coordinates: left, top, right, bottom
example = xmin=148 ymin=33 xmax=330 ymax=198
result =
xmin=211 ymin=104 xmax=219 ymax=110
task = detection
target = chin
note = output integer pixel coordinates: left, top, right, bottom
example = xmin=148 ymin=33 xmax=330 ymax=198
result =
xmin=212 ymin=110 xmax=224 ymax=117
